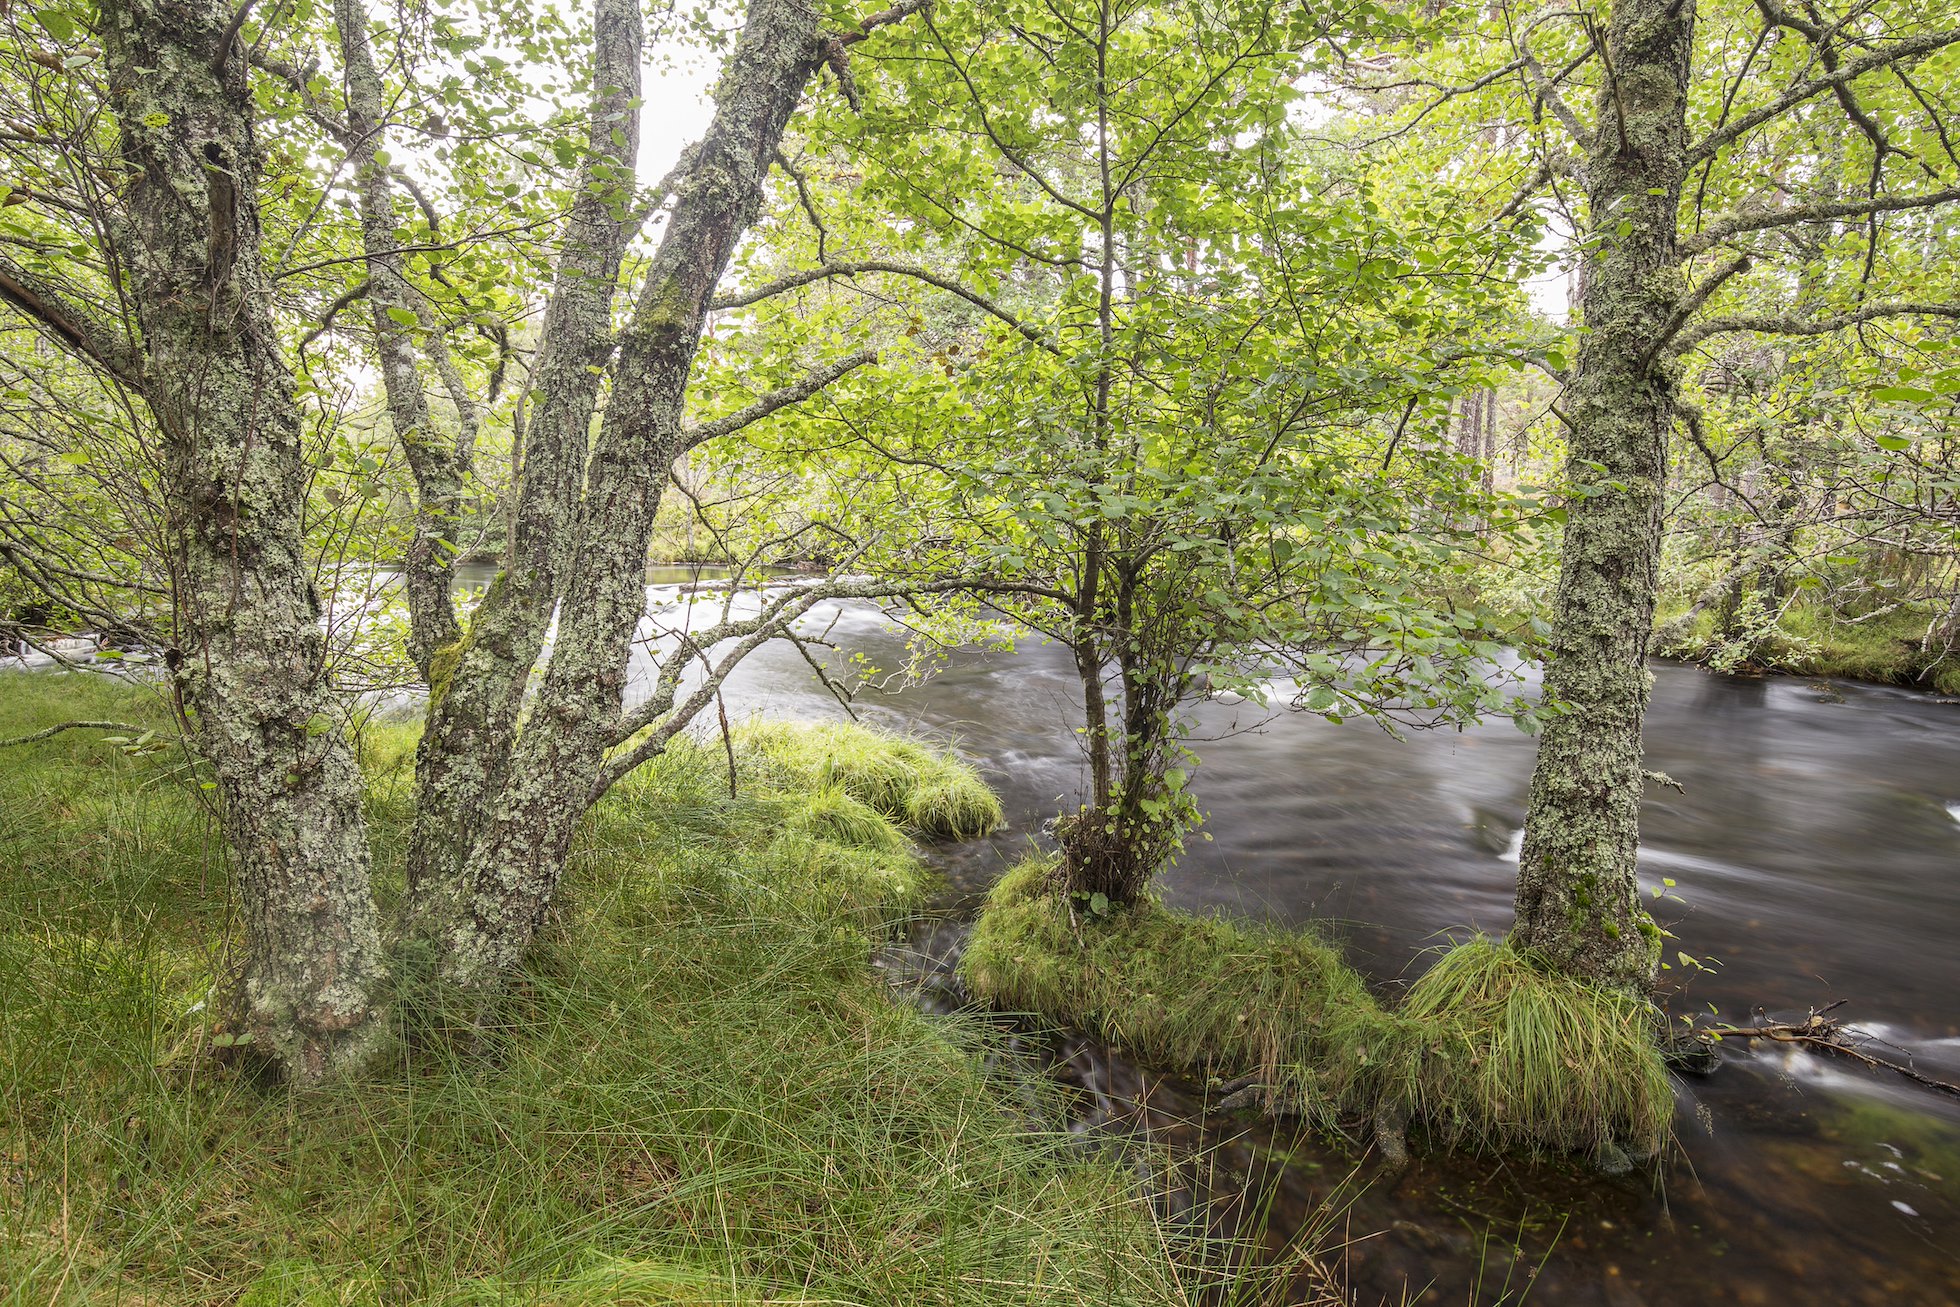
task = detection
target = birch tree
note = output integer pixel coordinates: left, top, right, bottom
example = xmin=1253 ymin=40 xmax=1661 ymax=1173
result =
xmin=0 ymin=0 xmax=937 ymax=1076
xmin=1381 ymin=0 xmax=1960 ymax=990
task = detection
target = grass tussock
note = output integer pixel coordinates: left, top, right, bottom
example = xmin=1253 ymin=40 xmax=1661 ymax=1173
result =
xmin=737 ymin=721 xmax=1004 ymax=840
xmin=963 ymin=858 xmax=1675 ymax=1164
xmin=961 ymin=858 xmax=1407 ymax=1126
xmin=0 ymin=673 xmax=1208 ymax=1306
xmin=1400 ymin=937 xmax=1674 ymax=1160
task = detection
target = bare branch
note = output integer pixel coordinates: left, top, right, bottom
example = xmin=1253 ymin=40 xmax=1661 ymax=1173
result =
xmin=682 ymin=347 xmax=879 ymax=448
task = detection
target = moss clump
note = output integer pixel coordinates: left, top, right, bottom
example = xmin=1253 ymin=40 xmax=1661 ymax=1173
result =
xmin=1401 ymin=937 xmax=1674 ymax=1159
xmin=963 ymin=858 xmax=1410 ymax=1124
xmin=737 ymin=721 xmax=1004 ymax=840
xmin=964 ymin=860 xmax=1675 ymax=1163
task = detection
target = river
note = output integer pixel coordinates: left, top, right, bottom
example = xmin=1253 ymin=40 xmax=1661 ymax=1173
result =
xmin=690 ymin=583 xmax=1960 ymax=1306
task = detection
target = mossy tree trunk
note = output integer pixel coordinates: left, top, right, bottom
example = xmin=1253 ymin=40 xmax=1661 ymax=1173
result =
xmin=100 ymin=0 xmax=388 ymax=1077
xmin=398 ymin=0 xmax=645 ymax=941
xmin=434 ymin=0 xmax=833 ymax=987
xmin=1512 ymin=0 xmax=1696 ymax=994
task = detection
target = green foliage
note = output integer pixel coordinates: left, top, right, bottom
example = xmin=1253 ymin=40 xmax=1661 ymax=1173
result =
xmin=964 ymin=860 xmax=1675 ymax=1162
xmin=711 ymin=0 xmax=1546 ymax=899
xmin=0 ymin=675 xmax=1208 ymax=1306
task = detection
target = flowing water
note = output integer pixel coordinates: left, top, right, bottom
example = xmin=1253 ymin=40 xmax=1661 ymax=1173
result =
xmin=697 ymin=591 xmax=1960 ymax=1306
xmin=20 ymin=571 xmax=1960 ymax=1302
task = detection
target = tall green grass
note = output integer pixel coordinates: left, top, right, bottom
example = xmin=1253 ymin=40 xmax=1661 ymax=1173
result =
xmin=0 ymin=674 xmax=1240 ymax=1306
xmin=736 ymin=722 xmax=1005 ymax=840
xmin=962 ymin=858 xmax=1676 ymax=1165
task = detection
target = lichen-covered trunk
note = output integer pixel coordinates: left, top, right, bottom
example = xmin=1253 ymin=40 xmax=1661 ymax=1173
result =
xmin=333 ymin=0 xmax=462 ymax=676
xmin=102 ymin=0 xmax=386 ymax=1076
xmin=1513 ymin=0 xmax=1696 ymax=993
xmin=400 ymin=0 xmax=643 ymax=939
xmin=436 ymin=0 xmax=828 ymax=987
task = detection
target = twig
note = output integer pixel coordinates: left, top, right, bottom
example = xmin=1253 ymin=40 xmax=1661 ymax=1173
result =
xmin=0 ymin=719 xmax=147 ymax=748
xmin=1705 ymin=1002 xmax=1960 ymax=1100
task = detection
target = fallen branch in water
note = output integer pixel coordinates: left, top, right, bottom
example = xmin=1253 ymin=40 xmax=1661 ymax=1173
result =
xmin=1704 ymin=1001 xmax=1960 ymax=1100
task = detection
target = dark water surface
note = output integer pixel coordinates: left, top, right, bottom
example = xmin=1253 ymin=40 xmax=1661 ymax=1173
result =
xmin=702 ymin=596 xmax=1960 ymax=1306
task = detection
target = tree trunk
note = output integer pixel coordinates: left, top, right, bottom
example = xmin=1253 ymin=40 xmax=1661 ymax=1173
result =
xmin=102 ymin=0 xmax=387 ymax=1077
xmin=401 ymin=0 xmax=644 ymax=941
xmin=436 ymin=0 xmax=830 ymax=987
xmin=333 ymin=0 xmax=464 ymax=677
xmin=1512 ymin=0 xmax=1696 ymax=994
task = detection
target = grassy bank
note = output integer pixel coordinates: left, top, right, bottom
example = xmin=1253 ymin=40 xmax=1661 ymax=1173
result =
xmin=963 ymin=858 xmax=1674 ymax=1165
xmin=1655 ymin=600 xmax=1960 ymax=695
xmin=0 ymin=676 xmax=1232 ymax=1305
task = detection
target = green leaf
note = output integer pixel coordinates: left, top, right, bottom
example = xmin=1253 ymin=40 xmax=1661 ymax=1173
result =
xmin=34 ymin=8 xmax=78 ymax=40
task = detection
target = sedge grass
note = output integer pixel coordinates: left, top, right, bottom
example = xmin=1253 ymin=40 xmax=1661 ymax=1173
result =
xmin=963 ymin=858 xmax=1675 ymax=1163
xmin=0 ymin=673 xmax=1228 ymax=1306
xmin=736 ymin=721 xmax=1004 ymax=841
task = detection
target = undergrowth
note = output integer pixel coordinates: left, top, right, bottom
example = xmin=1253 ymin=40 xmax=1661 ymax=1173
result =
xmin=1655 ymin=599 xmax=1960 ymax=695
xmin=0 ymin=674 xmax=1234 ymax=1306
xmin=963 ymin=857 xmax=1676 ymax=1164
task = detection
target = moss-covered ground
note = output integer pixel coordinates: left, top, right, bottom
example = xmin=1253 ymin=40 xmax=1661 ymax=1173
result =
xmin=0 ymin=674 xmax=1238 ymax=1306
xmin=963 ymin=858 xmax=1676 ymax=1165
xmin=1654 ymin=599 xmax=1960 ymax=695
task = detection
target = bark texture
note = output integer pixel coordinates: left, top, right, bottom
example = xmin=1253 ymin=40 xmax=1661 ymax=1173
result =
xmin=400 ymin=0 xmax=645 ymax=935
xmin=101 ymin=0 xmax=387 ymax=1076
xmin=1512 ymin=0 xmax=1696 ymax=993
xmin=435 ymin=0 xmax=832 ymax=987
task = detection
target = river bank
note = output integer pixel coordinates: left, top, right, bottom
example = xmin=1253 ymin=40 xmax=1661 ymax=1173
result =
xmin=0 ymin=674 xmax=1285 ymax=1305
xmin=1653 ymin=599 xmax=1960 ymax=696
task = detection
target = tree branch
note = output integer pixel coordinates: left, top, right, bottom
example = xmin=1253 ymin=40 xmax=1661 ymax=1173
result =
xmin=1687 ymin=27 xmax=1960 ymax=164
xmin=1649 ymin=252 xmax=1750 ymax=364
xmin=1675 ymin=300 xmax=1960 ymax=354
xmin=834 ymin=0 xmax=933 ymax=47
xmin=0 ymin=258 xmax=142 ymax=387
xmin=712 ymin=258 xmax=1061 ymax=354
xmin=1679 ymin=186 xmax=1960 ymax=258
xmin=0 ymin=720 xmax=149 ymax=749
xmin=682 ymin=347 xmax=879 ymax=448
